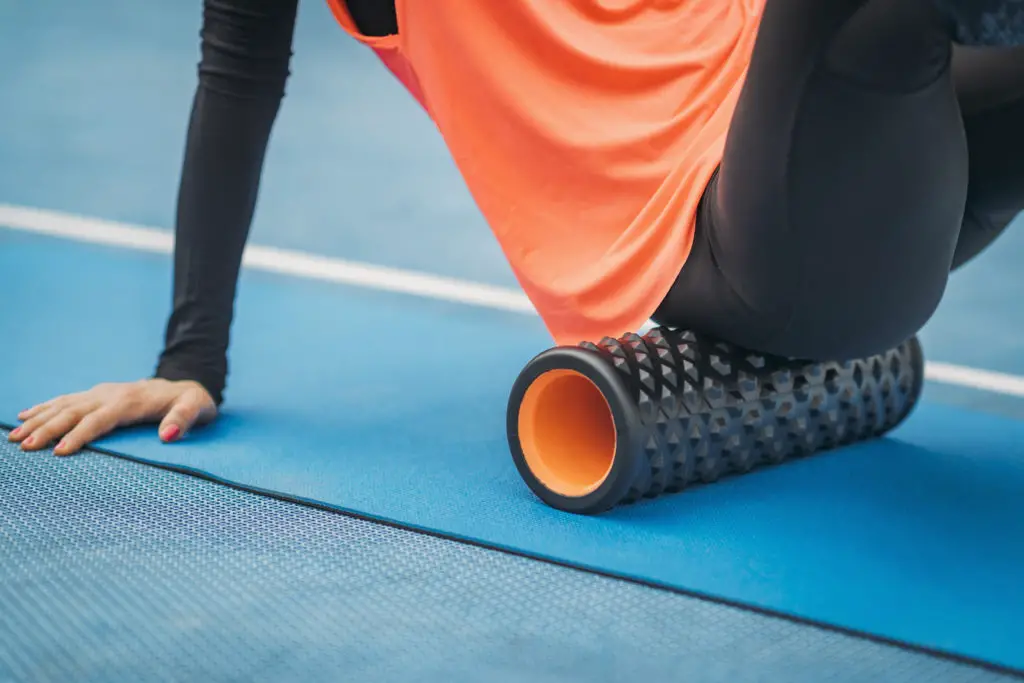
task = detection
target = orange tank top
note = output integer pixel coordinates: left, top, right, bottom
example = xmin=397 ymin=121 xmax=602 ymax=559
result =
xmin=327 ymin=0 xmax=765 ymax=346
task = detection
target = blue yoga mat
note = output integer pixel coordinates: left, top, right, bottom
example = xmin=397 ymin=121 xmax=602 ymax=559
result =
xmin=3 ymin=230 xmax=1023 ymax=672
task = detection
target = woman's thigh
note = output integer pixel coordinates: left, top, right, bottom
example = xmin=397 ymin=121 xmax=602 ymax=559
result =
xmin=655 ymin=0 xmax=969 ymax=361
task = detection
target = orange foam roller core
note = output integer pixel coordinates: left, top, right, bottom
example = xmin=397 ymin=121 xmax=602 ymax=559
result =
xmin=517 ymin=369 xmax=617 ymax=498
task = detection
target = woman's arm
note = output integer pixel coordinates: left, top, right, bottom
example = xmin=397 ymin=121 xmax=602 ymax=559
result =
xmin=10 ymin=0 xmax=301 ymax=455
xmin=155 ymin=0 xmax=301 ymax=406
xmin=159 ymin=0 xmax=398 ymax=403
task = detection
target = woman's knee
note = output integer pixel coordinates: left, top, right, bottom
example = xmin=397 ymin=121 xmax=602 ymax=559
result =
xmin=198 ymin=0 xmax=299 ymax=100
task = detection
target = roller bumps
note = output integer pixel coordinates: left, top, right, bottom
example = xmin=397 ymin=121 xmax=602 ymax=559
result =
xmin=507 ymin=327 xmax=924 ymax=514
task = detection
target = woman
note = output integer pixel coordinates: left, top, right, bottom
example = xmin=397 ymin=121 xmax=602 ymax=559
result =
xmin=10 ymin=0 xmax=1024 ymax=455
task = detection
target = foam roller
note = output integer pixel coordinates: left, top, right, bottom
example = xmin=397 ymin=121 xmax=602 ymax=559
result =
xmin=506 ymin=327 xmax=924 ymax=515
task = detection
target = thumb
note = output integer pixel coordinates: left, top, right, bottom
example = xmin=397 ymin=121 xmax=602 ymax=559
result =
xmin=158 ymin=392 xmax=212 ymax=443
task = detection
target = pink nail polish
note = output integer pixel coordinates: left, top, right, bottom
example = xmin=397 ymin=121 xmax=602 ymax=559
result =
xmin=22 ymin=436 xmax=33 ymax=447
xmin=56 ymin=440 xmax=66 ymax=452
xmin=161 ymin=425 xmax=180 ymax=442
xmin=9 ymin=427 xmax=20 ymax=438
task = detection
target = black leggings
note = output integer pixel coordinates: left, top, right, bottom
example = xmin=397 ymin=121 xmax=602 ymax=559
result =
xmin=654 ymin=0 xmax=1024 ymax=361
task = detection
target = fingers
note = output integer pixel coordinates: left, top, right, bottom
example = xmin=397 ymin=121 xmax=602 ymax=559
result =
xmin=17 ymin=401 xmax=54 ymax=421
xmin=9 ymin=403 xmax=69 ymax=445
xmin=10 ymin=392 xmax=84 ymax=443
xmin=16 ymin=388 xmax=89 ymax=422
xmin=16 ymin=402 xmax=100 ymax=453
xmin=158 ymin=389 xmax=217 ymax=443
xmin=54 ymin=408 xmax=123 ymax=456
xmin=11 ymin=390 xmax=120 ymax=455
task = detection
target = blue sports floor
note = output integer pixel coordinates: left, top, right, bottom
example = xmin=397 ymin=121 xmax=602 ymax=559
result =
xmin=2 ymin=2 xmax=1024 ymax=682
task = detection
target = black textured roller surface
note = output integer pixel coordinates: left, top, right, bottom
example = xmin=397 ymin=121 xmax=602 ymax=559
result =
xmin=507 ymin=327 xmax=924 ymax=514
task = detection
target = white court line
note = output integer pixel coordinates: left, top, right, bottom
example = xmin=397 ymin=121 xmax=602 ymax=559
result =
xmin=0 ymin=203 xmax=535 ymax=314
xmin=925 ymin=362 xmax=1024 ymax=399
xmin=2 ymin=202 xmax=1024 ymax=399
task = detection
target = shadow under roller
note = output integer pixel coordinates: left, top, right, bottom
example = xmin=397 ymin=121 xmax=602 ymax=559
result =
xmin=507 ymin=327 xmax=924 ymax=515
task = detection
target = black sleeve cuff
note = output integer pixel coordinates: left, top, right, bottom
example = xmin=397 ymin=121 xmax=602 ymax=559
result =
xmin=154 ymin=354 xmax=226 ymax=407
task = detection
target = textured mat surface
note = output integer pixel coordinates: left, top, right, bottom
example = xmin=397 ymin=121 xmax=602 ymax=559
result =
xmin=0 ymin=437 xmax=1016 ymax=683
xmin=2 ymin=232 xmax=1024 ymax=673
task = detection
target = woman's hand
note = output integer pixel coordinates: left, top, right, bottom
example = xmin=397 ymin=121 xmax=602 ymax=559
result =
xmin=8 ymin=379 xmax=218 ymax=456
